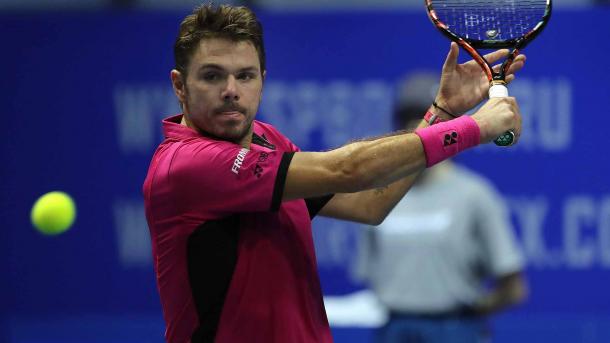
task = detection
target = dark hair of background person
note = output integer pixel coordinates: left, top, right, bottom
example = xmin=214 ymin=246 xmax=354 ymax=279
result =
xmin=393 ymin=72 xmax=439 ymax=131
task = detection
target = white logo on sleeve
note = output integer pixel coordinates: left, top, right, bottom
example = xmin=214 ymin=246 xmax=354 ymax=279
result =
xmin=231 ymin=148 xmax=249 ymax=174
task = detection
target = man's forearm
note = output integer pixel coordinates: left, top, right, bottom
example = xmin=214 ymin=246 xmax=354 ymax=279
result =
xmin=320 ymin=174 xmax=420 ymax=225
xmin=336 ymin=131 xmax=427 ymax=191
xmin=284 ymin=127 xmax=427 ymax=201
xmin=317 ymin=120 xmax=430 ymax=224
xmin=284 ymin=112 xmax=481 ymax=201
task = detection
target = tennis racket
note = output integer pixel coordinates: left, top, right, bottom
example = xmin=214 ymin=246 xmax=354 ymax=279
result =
xmin=425 ymin=0 xmax=552 ymax=146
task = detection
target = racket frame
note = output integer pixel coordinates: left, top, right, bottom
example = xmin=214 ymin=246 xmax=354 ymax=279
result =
xmin=424 ymin=0 xmax=552 ymax=145
xmin=425 ymin=0 xmax=552 ymax=83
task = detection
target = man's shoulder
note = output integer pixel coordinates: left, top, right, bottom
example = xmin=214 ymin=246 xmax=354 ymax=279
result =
xmin=150 ymin=136 xmax=241 ymax=178
xmin=158 ymin=135 xmax=228 ymax=154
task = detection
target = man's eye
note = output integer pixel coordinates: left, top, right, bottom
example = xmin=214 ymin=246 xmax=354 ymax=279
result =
xmin=237 ymin=73 xmax=254 ymax=81
xmin=203 ymin=73 xmax=220 ymax=81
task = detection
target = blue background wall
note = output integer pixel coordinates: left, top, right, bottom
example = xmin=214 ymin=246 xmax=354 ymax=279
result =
xmin=1 ymin=7 xmax=609 ymax=343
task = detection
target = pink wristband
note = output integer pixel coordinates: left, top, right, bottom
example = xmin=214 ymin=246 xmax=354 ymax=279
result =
xmin=414 ymin=115 xmax=480 ymax=167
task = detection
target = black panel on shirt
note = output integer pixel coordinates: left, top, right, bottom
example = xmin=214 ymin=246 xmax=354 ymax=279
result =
xmin=271 ymin=152 xmax=294 ymax=212
xmin=252 ymin=132 xmax=276 ymax=150
xmin=188 ymin=216 xmax=240 ymax=343
xmin=305 ymin=194 xmax=335 ymax=219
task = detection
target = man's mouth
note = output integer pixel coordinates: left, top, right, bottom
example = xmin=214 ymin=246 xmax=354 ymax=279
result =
xmin=216 ymin=104 xmax=246 ymax=117
xmin=218 ymin=111 xmax=243 ymax=118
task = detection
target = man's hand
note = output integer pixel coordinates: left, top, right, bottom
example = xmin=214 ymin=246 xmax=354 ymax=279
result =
xmin=471 ymin=97 xmax=522 ymax=144
xmin=434 ymin=42 xmax=526 ymax=115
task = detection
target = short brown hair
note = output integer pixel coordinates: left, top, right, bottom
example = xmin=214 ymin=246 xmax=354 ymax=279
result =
xmin=174 ymin=4 xmax=266 ymax=77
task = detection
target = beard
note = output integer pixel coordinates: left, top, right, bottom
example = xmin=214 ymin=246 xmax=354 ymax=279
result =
xmin=216 ymin=113 xmax=254 ymax=143
xmin=183 ymin=101 xmax=255 ymax=144
xmin=212 ymin=101 xmax=254 ymax=142
xmin=182 ymin=82 xmax=260 ymax=143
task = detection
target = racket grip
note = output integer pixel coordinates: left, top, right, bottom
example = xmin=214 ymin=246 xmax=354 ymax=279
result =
xmin=489 ymin=83 xmax=514 ymax=146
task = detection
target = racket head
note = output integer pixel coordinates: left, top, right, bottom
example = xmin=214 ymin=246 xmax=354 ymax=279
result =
xmin=426 ymin=0 xmax=551 ymax=81
xmin=426 ymin=0 xmax=552 ymax=50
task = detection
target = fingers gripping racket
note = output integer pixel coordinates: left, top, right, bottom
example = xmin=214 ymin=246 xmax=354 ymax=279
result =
xmin=426 ymin=0 xmax=552 ymax=146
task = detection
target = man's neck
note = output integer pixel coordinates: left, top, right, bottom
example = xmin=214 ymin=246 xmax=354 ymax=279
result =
xmin=240 ymin=127 xmax=253 ymax=149
xmin=180 ymin=114 xmax=190 ymax=127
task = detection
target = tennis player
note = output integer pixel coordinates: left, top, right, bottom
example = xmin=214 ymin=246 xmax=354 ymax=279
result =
xmin=143 ymin=4 xmax=526 ymax=343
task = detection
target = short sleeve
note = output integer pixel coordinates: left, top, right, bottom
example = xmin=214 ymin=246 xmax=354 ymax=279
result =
xmin=474 ymin=181 xmax=525 ymax=277
xmin=169 ymin=140 xmax=294 ymax=219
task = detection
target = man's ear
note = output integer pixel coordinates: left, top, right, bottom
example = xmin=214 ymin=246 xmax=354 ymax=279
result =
xmin=170 ymin=69 xmax=187 ymax=104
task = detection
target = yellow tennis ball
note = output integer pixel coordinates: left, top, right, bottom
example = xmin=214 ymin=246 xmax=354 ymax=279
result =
xmin=31 ymin=191 xmax=76 ymax=235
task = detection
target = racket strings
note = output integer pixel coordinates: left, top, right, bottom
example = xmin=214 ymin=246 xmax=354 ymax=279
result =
xmin=433 ymin=0 xmax=547 ymax=41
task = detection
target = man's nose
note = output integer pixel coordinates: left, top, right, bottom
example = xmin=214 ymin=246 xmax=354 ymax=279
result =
xmin=222 ymin=75 xmax=240 ymax=102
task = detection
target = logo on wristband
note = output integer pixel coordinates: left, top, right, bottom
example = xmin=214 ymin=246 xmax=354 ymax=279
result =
xmin=443 ymin=131 xmax=458 ymax=146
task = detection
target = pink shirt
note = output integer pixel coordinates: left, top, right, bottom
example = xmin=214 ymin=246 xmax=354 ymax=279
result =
xmin=143 ymin=115 xmax=333 ymax=343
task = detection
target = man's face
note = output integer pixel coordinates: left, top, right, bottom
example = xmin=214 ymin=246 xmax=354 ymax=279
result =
xmin=174 ymin=38 xmax=264 ymax=144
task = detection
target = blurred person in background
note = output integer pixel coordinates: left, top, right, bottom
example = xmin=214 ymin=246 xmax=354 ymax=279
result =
xmin=354 ymin=73 xmax=528 ymax=343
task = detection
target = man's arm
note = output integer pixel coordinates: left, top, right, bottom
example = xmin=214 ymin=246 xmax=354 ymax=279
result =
xmin=471 ymin=171 xmax=528 ymax=315
xmin=317 ymin=177 xmax=417 ymax=225
xmin=283 ymin=127 xmax=427 ymax=200
xmin=316 ymin=119 xmax=429 ymax=225
xmin=282 ymin=44 xmax=526 ymax=221
xmin=282 ymin=96 xmax=520 ymax=202
xmin=473 ymin=272 xmax=528 ymax=315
